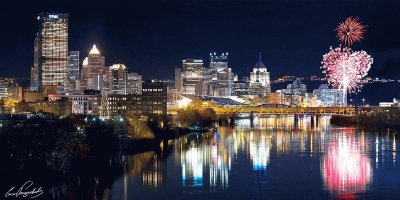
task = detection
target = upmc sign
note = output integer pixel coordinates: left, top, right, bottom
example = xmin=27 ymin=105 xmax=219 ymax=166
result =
xmin=48 ymin=14 xmax=59 ymax=19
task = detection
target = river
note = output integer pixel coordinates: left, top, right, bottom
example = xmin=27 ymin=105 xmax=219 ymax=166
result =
xmin=93 ymin=115 xmax=400 ymax=200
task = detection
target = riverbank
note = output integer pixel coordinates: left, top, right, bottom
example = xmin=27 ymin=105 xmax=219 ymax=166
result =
xmin=331 ymin=112 xmax=400 ymax=131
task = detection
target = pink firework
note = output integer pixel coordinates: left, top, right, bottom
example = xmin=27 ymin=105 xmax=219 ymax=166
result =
xmin=321 ymin=46 xmax=373 ymax=93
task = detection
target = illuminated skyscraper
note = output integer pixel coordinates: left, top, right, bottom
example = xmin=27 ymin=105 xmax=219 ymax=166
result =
xmin=109 ymin=64 xmax=128 ymax=95
xmin=249 ymin=53 xmax=271 ymax=96
xmin=80 ymin=44 xmax=107 ymax=91
xmin=30 ymin=35 xmax=40 ymax=91
xmin=203 ymin=53 xmax=234 ymax=97
xmin=177 ymin=59 xmax=204 ymax=95
xmin=36 ymin=12 xmax=68 ymax=93
xmin=67 ymin=51 xmax=80 ymax=92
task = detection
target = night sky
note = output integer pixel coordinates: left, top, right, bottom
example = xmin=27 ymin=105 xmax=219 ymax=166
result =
xmin=1 ymin=0 xmax=400 ymax=80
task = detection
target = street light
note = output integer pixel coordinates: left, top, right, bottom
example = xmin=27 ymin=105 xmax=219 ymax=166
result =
xmin=362 ymin=98 xmax=365 ymax=106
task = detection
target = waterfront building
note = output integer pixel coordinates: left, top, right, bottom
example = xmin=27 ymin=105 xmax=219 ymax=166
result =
xmin=249 ymin=54 xmax=271 ymax=96
xmin=233 ymin=80 xmax=250 ymax=96
xmin=379 ymin=98 xmax=398 ymax=107
xmin=313 ymin=84 xmax=347 ymax=107
xmin=281 ymin=80 xmax=307 ymax=107
xmin=127 ymin=72 xmax=142 ymax=95
xmin=107 ymin=94 xmax=142 ymax=116
xmin=176 ymin=59 xmax=204 ymax=95
xmin=80 ymin=44 xmax=107 ymax=91
xmin=142 ymin=82 xmax=168 ymax=115
xmin=48 ymin=91 xmax=101 ymax=115
xmin=39 ymin=82 xmax=167 ymax=116
xmin=109 ymin=64 xmax=128 ymax=95
xmin=36 ymin=12 xmax=68 ymax=93
xmin=266 ymin=91 xmax=285 ymax=105
xmin=67 ymin=51 xmax=80 ymax=93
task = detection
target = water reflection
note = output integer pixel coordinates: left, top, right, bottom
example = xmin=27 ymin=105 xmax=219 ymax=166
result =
xmin=102 ymin=115 xmax=400 ymax=200
xmin=321 ymin=131 xmax=372 ymax=197
xmin=180 ymin=131 xmax=232 ymax=192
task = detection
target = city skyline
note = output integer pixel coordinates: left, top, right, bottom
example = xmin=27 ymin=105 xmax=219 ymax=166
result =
xmin=1 ymin=0 xmax=400 ymax=80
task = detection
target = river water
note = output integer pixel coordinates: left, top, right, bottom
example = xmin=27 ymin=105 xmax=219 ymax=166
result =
xmin=101 ymin=115 xmax=399 ymax=200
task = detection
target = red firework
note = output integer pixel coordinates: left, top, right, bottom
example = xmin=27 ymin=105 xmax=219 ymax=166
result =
xmin=336 ymin=17 xmax=366 ymax=46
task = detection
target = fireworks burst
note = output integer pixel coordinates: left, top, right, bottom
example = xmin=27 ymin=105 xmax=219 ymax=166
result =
xmin=321 ymin=46 xmax=373 ymax=93
xmin=336 ymin=17 xmax=366 ymax=46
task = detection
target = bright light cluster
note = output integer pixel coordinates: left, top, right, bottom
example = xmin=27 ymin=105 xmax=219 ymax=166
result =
xmin=321 ymin=46 xmax=373 ymax=93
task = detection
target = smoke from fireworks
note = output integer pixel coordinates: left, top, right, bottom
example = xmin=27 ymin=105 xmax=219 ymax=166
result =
xmin=321 ymin=47 xmax=373 ymax=93
xmin=336 ymin=17 xmax=366 ymax=46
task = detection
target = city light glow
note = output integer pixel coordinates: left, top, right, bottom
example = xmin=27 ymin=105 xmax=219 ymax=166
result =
xmin=178 ymin=97 xmax=192 ymax=108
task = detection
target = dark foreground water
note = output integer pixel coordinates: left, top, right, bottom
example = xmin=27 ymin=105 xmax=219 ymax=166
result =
xmin=100 ymin=116 xmax=400 ymax=200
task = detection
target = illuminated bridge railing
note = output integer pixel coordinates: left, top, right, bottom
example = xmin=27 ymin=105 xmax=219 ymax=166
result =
xmin=213 ymin=106 xmax=356 ymax=116
xmin=167 ymin=106 xmax=356 ymax=116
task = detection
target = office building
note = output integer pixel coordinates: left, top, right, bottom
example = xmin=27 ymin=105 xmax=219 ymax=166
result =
xmin=48 ymin=91 xmax=101 ymax=115
xmin=81 ymin=44 xmax=107 ymax=91
xmin=281 ymin=80 xmax=307 ymax=107
xmin=202 ymin=53 xmax=234 ymax=97
xmin=35 ymin=97 xmax=72 ymax=116
xmin=67 ymin=51 xmax=80 ymax=93
xmin=249 ymin=54 xmax=271 ymax=96
xmin=36 ymin=12 xmax=68 ymax=93
xmin=30 ymin=36 xmax=40 ymax=91
xmin=109 ymin=64 xmax=128 ymax=95
xmin=142 ymin=82 xmax=167 ymax=115
xmin=127 ymin=72 xmax=142 ymax=95
xmin=313 ymin=84 xmax=347 ymax=106
xmin=176 ymin=59 xmax=204 ymax=95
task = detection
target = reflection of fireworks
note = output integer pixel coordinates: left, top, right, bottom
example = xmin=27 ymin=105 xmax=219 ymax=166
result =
xmin=321 ymin=46 xmax=373 ymax=93
xmin=322 ymin=134 xmax=372 ymax=196
xmin=336 ymin=17 xmax=366 ymax=46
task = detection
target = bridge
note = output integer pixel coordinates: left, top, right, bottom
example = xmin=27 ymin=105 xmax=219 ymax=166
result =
xmin=168 ymin=106 xmax=356 ymax=116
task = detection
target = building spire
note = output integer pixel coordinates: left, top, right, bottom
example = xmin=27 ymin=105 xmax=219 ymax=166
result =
xmin=89 ymin=44 xmax=100 ymax=55
xmin=259 ymin=52 xmax=262 ymax=62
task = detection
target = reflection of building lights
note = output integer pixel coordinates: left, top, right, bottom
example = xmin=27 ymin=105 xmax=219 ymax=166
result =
xmin=321 ymin=134 xmax=372 ymax=196
xmin=181 ymin=148 xmax=203 ymax=187
xmin=250 ymin=135 xmax=270 ymax=171
xmin=393 ymin=134 xmax=397 ymax=164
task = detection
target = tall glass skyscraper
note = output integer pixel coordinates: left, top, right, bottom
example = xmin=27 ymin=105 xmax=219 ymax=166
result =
xmin=67 ymin=51 xmax=80 ymax=92
xmin=36 ymin=12 xmax=68 ymax=93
